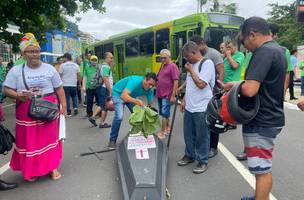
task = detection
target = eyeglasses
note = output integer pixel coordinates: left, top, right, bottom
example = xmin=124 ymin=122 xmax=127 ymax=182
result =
xmin=160 ymin=57 xmax=168 ymax=60
xmin=24 ymin=50 xmax=40 ymax=55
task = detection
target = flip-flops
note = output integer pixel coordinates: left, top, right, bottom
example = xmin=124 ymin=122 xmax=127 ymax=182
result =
xmin=50 ymin=170 xmax=62 ymax=181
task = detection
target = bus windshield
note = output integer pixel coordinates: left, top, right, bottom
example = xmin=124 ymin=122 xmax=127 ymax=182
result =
xmin=204 ymin=27 xmax=239 ymax=50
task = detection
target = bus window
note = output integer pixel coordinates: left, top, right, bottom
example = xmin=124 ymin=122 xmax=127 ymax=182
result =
xmin=95 ymin=45 xmax=103 ymax=60
xmin=104 ymin=43 xmax=114 ymax=58
xmin=156 ymin=28 xmax=170 ymax=54
xmin=204 ymin=27 xmax=239 ymax=51
xmin=126 ymin=36 xmax=139 ymax=57
xmin=139 ymin=32 xmax=154 ymax=56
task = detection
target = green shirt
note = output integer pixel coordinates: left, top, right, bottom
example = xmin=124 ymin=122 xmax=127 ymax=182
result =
xmin=299 ymin=61 xmax=304 ymax=77
xmin=285 ymin=49 xmax=293 ymax=72
xmin=84 ymin=64 xmax=98 ymax=89
xmin=13 ymin=57 xmax=26 ymax=66
xmin=112 ymin=76 xmax=154 ymax=103
xmin=101 ymin=63 xmax=113 ymax=87
xmin=224 ymin=51 xmax=245 ymax=83
xmin=79 ymin=62 xmax=84 ymax=77
xmin=240 ymin=53 xmax=252 ymax=80
xmin=0 ymin=65 xmax=6 ymax=82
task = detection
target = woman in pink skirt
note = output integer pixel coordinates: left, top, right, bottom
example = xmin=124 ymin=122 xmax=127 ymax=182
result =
xmin=3 ymin=33 xmax=67 ymax=181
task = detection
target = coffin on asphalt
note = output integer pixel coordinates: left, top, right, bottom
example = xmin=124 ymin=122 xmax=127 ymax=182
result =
xmin=117 ymin=134 xmax=168 ymax=200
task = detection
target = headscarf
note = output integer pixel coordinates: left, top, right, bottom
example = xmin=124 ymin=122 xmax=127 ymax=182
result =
xmin=19 ymin=33 xmax=40 ymax=52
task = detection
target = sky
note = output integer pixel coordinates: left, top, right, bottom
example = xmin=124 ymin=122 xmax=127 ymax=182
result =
xmin=74 ymin=0 xmax=292 ymax=40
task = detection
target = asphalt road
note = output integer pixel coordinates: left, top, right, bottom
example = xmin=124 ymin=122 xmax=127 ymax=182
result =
xmin=0 ymin=97 xmax=303 ymax=200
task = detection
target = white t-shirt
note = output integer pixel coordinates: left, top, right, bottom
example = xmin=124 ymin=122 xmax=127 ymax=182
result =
xmin=185 ymin=59 xmax=215 ymax=113
xmin=4 ymin=62 xmax=62 ymax=95
xmin=59 ymin=61 xmax=80 ymax=87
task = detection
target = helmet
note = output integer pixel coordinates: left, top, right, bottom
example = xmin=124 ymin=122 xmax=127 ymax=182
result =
xmin=220 ymin=81 xmax=260 ymax=124
xmin=206 ymin=93 xmax=228 ymax=134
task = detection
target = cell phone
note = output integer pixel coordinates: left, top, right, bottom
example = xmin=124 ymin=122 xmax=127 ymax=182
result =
xmin=22 ymin=90 xmax=32 ymax=96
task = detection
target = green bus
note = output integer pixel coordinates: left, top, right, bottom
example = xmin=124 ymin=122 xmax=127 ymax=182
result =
xmin=84 ymin=12 xmax=244 ymax=82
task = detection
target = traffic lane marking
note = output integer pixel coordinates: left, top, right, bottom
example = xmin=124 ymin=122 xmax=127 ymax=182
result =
xmin=218 ymin=142 xmax=278 ymax=200
xmin=0 ymin=162 xmax=10 ymax=175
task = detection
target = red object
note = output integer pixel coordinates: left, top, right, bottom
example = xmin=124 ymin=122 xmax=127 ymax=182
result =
xmin=245 ymin=147 xmax=273 ymax=159
xmin=0 ymin=104 xmax=5 ymax=121
xmin=105 ymin=98 xmax=115 ymax=111
xmin=219 ymin=92 xmax=237 ymax=125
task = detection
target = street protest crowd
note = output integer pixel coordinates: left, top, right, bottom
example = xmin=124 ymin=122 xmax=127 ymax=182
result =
xmin=1 ymin=16 xmax=304 ymax=200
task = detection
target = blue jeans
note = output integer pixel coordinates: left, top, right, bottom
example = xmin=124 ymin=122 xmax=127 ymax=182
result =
xmin=301 ymin=77 xmax=304 ymax=96
xmin=158 ymin=97 xmax=171 ymax=118
xmin=63 ymin=86 xmax=78 ymax=114
xmin=183 ymin=110 xmax=210 ymax=165
xmin=109 ymin=95 xmax=134 ymax=142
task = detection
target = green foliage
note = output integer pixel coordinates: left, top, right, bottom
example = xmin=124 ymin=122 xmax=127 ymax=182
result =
xmin=129 ymin=106 xmax=161 ymax=138
xmin=209 ymin=0 xmax=237 ymax=14
xmin=268 ymin=1 xmax=304 ymax=50
xmin=0 ymin=0 xmax=105 ymax=52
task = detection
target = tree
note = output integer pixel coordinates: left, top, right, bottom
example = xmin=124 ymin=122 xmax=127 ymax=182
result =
xmin=210 ymin=0 xmax=220 ymax=12
xmin=0 ymin=0 xmax=106 ymax=52
xmin=209 ymin=0 xmax=237 ymax=14
xmin=221 ymin=3 xmax=237 ymax=14
xmin=197 ymin=0 xmax=208 ymax=12
xmin=268 ymin=1 xmax=304 ymax=50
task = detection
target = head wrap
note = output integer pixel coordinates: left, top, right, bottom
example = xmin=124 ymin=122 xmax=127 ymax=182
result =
xmin=19 ymin=33 xmax=40 ymax=52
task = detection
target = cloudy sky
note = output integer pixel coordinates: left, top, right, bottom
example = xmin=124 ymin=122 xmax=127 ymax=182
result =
xmin=74 ymin=0 xmax=292 ymax=40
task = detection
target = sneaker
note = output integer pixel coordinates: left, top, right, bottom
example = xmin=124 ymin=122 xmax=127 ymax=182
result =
xmin=236 ymin=152 xmax=247 ymax=161
xmin=226 ymin=125 xmax=237 ymax=130
xmin=108 ymin=141 xmax=117 ymax=150
xmin=99 ymin=123 xmax=111 ymax=128
xmin=208 ymin=148 xmax=218 ymax=158
xmin=88 ymin=117 xmax=98 ymax=126
xmin=177 ymin=155 xmax=194 ymax=166
xmin=82 ymin=103 xmax=87 ymax=107
xmin=241 ymin=196 xmax=255 ymax=200
xmin=73 ymin=109 xmax=78 ymax=116
xmin=193 ymin=163 xmax=208 ymax=174
xmin=66 ymin=114 xmax=72 ymax=118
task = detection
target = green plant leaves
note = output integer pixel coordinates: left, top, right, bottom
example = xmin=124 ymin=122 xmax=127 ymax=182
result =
xmin=129 ymin=105 xmax=160 ymax=138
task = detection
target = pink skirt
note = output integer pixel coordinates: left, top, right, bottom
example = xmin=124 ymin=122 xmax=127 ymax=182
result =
xmin=10 ymin=95 xmax=62 ymax=180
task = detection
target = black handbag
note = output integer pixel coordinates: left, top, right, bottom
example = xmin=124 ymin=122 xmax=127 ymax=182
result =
xmin=0 ymin=124 xmax=15 ymax=155
xmin=22 ymin=64 xmax=59 ymax=121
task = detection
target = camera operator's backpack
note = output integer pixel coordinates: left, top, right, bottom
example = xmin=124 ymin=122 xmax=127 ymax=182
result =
xmin=0 ymin=124 xmax=15 ymax=155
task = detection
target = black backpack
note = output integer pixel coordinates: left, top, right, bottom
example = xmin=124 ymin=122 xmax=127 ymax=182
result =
xmin=0 ymin=124 xmax=15 ymax=155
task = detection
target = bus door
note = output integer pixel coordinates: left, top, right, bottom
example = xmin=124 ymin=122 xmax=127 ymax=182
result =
xmin=173 ymin=31 xmax=187 ymax=82
xmin=173 ymin=31 xmax=187 ymax=62
xmin=115 ymin=44 xmax=124 ymax=80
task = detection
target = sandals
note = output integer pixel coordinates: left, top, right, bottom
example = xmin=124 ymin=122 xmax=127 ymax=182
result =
xmin=26 ymin=177 xmax=37 ymax=182
xmin=157 ymin=132 xmax=166 ymax=140
xmin=50 ymin=170 xmax=62 ymax=180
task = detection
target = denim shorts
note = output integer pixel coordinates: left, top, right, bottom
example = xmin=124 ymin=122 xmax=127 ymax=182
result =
xmin=158 ymin=97 xmax=171 ymax=118
xmin=97 ymin=86 xmax=109 ymax=110
xmin=242 ymin=124 xmax=282 ymax=175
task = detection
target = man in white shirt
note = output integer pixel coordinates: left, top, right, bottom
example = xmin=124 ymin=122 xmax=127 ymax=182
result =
xmin=178 ymin=41 xmax=215 ymax=174
xmin=59 ymin=53 xmax=80 ymax=117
